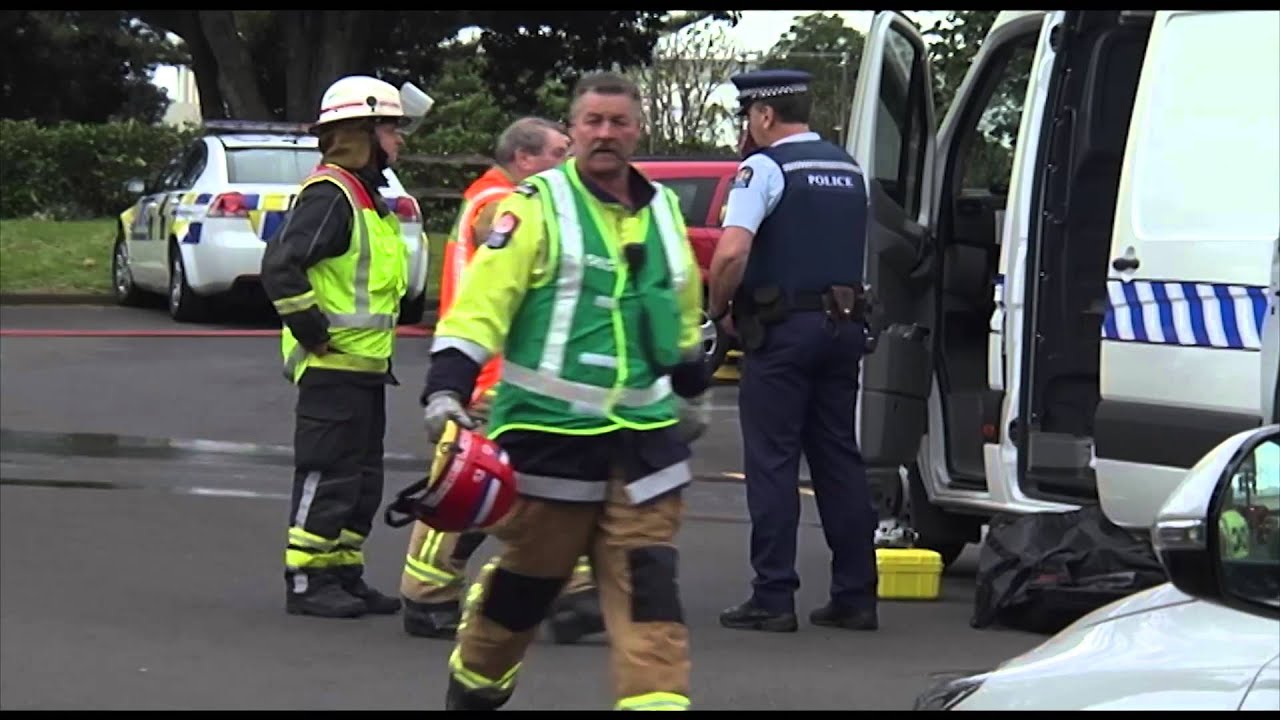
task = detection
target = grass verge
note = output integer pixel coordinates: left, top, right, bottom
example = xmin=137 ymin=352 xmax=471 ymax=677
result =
xmin=0 ymin=218 xmax=448 ymax=300
xmin=0 ymin=218 xmax=117 ymax=295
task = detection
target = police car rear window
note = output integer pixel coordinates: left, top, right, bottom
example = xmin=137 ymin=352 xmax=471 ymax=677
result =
xmin=226 ymin=148 xmax=322 ymax=185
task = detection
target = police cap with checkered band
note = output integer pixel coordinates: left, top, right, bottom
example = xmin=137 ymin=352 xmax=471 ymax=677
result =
xmin=730 ymin=69 xmax=813 ymax=117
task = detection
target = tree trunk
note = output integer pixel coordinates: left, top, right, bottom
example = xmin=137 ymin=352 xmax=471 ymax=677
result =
xmin=281 ymin=11 xmax=374 ymax=123
xmin=135 ymin=10 xmax=227 ymax=119
xmin=197 ymin=10 xmax=273 ymax=120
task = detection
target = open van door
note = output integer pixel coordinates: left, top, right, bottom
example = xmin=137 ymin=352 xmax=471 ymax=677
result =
xmin=845 ymin=11 xmax=938 ymax=469
xmin=1263 ymin=237 xmax=1279 ymax=425
xmin=1094 ymin=10 xmax=1280 ymax=528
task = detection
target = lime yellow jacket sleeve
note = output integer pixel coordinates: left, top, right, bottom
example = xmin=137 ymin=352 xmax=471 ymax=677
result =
xmin=430 ymin=193 xmax=547 ymax=363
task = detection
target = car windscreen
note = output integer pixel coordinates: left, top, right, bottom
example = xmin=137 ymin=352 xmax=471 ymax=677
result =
xmin=225 ymin=148 xmax=322 ymax=185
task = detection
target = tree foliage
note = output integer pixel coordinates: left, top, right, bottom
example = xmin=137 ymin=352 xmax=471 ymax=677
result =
xmin=631 ymin=21 xmax=740 ymax=155
xmin=761 ymin=13 xmax=865 ymax=145
xmin=0 ymin=11 xmax=180 ymax=125
xmin=121 ymin=11 xmax=737 ymax=123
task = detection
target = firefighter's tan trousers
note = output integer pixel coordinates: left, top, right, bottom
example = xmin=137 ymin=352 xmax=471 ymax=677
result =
xmin=400 ymin=521 xmax=595 ymax=604
xmin=448 ymin=476 xmax=690 ymax=711
xmin=399 ymin=407 xmax=595 ymax=605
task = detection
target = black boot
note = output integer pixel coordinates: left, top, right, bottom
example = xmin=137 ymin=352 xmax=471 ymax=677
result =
xmin=286 ymin=571 xmax=366 ymax=619
xmin=718 ymin=599 xmax=798 ymax=632
xmin=336 ymin=566 xmax=402 ymax=615
xmin=809 ymin=602 xmax=878 ymax=631
xmin=445 ymin=675 xmax=511 ymax=710
xmin=546 ymin=588 xmax=606 ymax=645
xmin=404 ymin=598 xmax=462 ymax=639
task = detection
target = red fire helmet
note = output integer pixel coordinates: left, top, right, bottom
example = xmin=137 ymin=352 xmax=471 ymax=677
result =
xmin=383 ymin=421 xmax=517 ymax=532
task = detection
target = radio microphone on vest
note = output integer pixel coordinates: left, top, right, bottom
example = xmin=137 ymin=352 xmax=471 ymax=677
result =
xmin=624 ymin=243 xmax=647 ymax=275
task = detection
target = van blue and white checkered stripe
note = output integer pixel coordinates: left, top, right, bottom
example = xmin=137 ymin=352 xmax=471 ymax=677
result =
xmin=1103 ymin=279 xmax=1269 ymax=351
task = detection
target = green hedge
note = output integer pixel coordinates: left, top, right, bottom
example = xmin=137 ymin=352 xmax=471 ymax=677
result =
xmin=0 ymin=120 xmax=198 ymax=220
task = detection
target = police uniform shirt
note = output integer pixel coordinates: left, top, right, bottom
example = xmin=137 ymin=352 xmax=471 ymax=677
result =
xmin=721 ymin=131 xmax=822 ymax=234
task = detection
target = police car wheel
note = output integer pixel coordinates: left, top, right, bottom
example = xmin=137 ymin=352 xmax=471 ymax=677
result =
xmin=167 ymin=245 xmax=210 ymax=323
xmin=111 ymin=235 xmax=146 ymax=307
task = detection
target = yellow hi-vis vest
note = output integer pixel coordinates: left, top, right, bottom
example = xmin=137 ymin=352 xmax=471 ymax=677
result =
xmin=280 ymin=164 xmax=409 ymax=383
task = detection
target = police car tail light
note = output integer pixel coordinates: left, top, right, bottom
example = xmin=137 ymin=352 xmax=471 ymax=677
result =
xmin=393 ymin=196 xmax=421 ymax=223
xmin=208 ymin=192 xmax=249 ymax=219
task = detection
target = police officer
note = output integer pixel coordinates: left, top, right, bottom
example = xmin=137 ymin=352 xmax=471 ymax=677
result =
xmin=261 ymin=75 xmax=430 ymax=619
xmin=707 ymin=69 xmax=880 ymax=633
xmin=420 ymin=70 xmax=708 ymax=710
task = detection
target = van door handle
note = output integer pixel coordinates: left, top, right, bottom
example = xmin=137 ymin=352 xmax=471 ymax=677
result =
xmin=1111 ymin=256 xmax=1140 ymax=272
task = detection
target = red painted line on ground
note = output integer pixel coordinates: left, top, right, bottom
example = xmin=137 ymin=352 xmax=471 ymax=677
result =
xmin=0 ymin=327 xmax=435 ymax=338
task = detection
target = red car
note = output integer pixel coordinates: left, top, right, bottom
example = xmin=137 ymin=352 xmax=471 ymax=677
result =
xmin=634 ymin=157 xmax=740 ymax=371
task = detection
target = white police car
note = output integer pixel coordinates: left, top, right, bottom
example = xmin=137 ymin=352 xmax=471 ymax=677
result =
xmin=113 ymin=120 xmax=430 ymax=324
xmin=915 ymin=424 xmax=1280 ymax=711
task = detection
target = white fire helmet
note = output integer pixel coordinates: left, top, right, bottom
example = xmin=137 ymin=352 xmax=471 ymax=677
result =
xmin=311 ymin=75 xmax=434 ymax=136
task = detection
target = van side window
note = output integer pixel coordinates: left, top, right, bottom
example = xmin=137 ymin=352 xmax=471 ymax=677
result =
xmin=960 ymin=44 xmax=1036 ymax=195
xmin=875 ymin=26 xmax=929 ymax=218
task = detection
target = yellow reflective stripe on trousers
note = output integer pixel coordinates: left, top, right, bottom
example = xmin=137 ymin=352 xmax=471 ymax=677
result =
xmin=336 ymin=529 xmax=365 ymax=549
xmin=288 ymin=526 xmax=338 ymax=551
xmin=449 ymin=646 xmax=520 ymax=692
xmin=615 ymin=692 xmax=690 ymax=711
xmin=403 ymin=527 xmax=460 ymax=586
xmin=273 ymin=290 xmax=317 ymax=315
xmin=404 ymin=556 xmax=457 ymax=585
xmin=285 ymin=548 xmax=351 ymax=568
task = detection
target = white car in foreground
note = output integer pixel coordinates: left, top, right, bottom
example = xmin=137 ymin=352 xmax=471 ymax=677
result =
xmin=915 ymin=424 xmax=1280 ymax=711
xmin=113 ymin=120 xmax=430 ymax=324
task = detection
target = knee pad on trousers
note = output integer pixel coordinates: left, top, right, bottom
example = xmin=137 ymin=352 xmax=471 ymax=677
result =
xmin=628 ymin=546 xmax=683 ymax=623
xmin=481 ymin=568 xmax=566 ymax=632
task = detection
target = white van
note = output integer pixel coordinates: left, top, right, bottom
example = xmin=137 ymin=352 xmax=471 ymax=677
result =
xmin=844 ymin=10 xmax=1280 ymax=565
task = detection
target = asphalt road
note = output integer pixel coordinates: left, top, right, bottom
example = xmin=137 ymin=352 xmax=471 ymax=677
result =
xmin=0 ymin=305 xmax=1046 ymax=711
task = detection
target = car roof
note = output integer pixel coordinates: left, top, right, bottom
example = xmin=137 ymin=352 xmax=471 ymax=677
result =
xmin=634 ymin=157 xmax=739 ymax=178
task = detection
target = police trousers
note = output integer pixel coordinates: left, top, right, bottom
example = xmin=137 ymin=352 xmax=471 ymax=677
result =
xmin=738 ymin=311 xmax=878 ymax=613
xmin=284 ymin=375 xmax=386 ymax=594
xmin=449 ymin=476 xmax=690 ymax=711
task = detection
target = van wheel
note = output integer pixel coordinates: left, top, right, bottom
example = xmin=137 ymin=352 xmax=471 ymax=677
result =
xmin=904 ymin=463 xmax=975 ymax=571
xmin=701 ymin=306 xmax=729 ymax=373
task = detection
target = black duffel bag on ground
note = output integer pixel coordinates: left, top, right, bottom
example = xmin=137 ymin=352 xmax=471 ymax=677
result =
xmin=971 ymin=504 xmax=1169 ymax=635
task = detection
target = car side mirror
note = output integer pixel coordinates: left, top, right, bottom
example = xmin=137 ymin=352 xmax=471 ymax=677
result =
xmin=125 ymin=178 xmax=146 ymax=195
xmin=1152 ymin=425 xmax=1280 ymax=615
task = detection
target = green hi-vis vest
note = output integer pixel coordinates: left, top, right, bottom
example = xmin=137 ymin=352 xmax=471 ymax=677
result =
xmin=280 ymin=165 xmax=409 ymax=384
xmin=486 ymin=162 xmax=692 ymax=438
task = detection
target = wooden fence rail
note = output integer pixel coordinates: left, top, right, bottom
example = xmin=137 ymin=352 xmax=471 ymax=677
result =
xmin=398 ymin=153 xmax=494 ymax=202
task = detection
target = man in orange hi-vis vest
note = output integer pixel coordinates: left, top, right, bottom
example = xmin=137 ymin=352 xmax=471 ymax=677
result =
xmin=400 ymin=117 xmax=604 ymax=644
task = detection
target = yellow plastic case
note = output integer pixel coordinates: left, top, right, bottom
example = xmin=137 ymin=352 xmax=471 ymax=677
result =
xmin=875 ymin=548 xmax=943 ymax=600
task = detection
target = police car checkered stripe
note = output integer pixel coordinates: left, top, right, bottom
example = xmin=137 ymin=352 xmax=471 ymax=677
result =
xmin=1103 ymin=279 xmax=1268 ymax=350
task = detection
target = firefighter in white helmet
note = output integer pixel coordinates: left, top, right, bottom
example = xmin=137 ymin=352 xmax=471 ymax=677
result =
xmin=261 ymin=75 xmax=432 ymax=619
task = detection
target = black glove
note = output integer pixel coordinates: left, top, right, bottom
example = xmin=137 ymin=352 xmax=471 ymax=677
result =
xmin=670 ymin=356 xmax=712 ymax=399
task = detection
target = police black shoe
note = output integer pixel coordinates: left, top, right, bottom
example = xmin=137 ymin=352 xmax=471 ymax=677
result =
xmin=445 ymin=675 xmax=510 ymax=710
xmin=547 ymin=589 xmax=606 ymax=645
xmin=718 ymin=600 xmax=798 ymax=633
xmin=403 ymin=598 xmax=462 ymax=639
xmin=286 ymin=582 xmax=366 ymax=619
xmin=809 ymin=602 xmax=878 ymax=631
